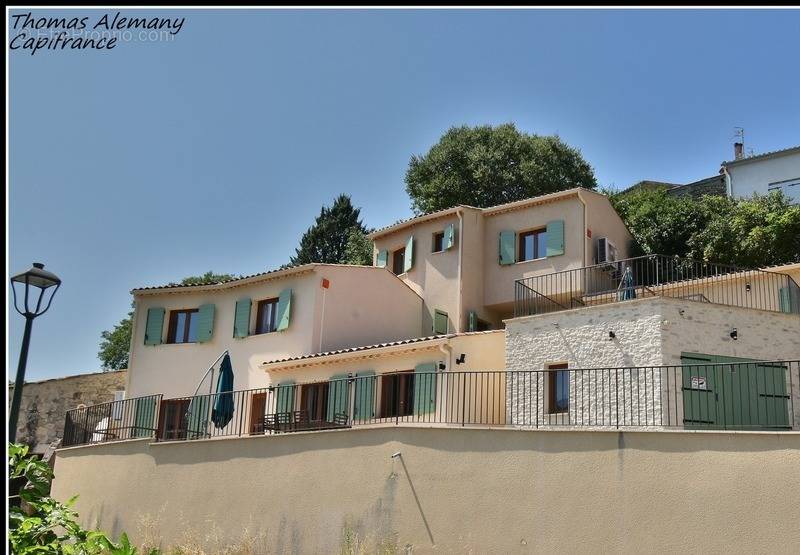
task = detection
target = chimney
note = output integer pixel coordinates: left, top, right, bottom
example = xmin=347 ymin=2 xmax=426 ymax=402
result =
xmin=734 ymin=142 xmax=744 ymax=160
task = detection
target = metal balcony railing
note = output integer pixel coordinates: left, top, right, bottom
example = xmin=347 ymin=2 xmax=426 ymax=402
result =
xmin=61 ymin=361 xmax=800 ymax=447
xmin=514 ymin=254 xmax=800 ymax=318
xmin=62 ymin=394 xmax=162 ymax=447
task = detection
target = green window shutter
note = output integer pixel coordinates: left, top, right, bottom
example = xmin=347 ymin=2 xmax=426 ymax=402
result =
xmin=326 ymin=374 xmax=350 ymax=421
xmin=468 ymin=311 xmax=477 ymax=332
xmin=233 ymin=298 xmax=251 ymax=338
xmin=376 ymin=250 xmax=388 ymax=268
xmin=404 ymin=235 xmax=415 ymax=272
xmin=353 ymin=371 xmax=376 ymax=421
xmin=433 ymin=310 xmax=449 ymax=335
xmin=778 ymin=287 xmax=790 ymax=313
xmin=133 ymin=396 xmax=157 ymax=438
xmin=275 ymin=381 xmax=296 ymax=413
xmin=144 ymin=308 xmax=165 ymax=346
xmin=413 ymin=363 xmax=437 ymax=416
xmin=195 ymin=304 xmax=216 ymax=343
xmin=499 ymin=231 xmax=516 ymax=265
xmin=546 ymin=220 xmax=565 ymax=257
xmin=444 ymin=223 xmax=455 ymax=250
xmin=276 ymin=288 xmax=292 ymax=331
xmin=186 ymin=395 xmax=210 ymax=439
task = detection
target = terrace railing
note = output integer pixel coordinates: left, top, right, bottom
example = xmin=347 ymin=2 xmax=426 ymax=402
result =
xmin=61 ymin=360 xmax=799 ymax=447
xmin=514 ymin=254 xmax=800 ymax=318
xmin=62 ymin=394 xmax=162 ymax=447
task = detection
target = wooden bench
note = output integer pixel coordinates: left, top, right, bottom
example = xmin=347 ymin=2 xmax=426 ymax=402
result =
xmin=262 ymin=411 xmax=351 ymax=433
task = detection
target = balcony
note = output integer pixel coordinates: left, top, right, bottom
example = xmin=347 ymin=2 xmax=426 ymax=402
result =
xmin=62 ymin=359 xmax=800 ymax=448
xmin=513 ymin=254 xmax=800 ymax=318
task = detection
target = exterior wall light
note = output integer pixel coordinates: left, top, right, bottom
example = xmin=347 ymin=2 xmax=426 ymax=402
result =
xmin=730 ymin=328 xmax=738 ymax=340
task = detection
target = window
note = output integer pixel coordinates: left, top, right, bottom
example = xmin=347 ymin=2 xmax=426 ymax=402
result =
xmin=157 ymin=399 xmax=190 ymax=440
xmin=475 ymin=319 xmax=491 ymax=332
xmin=547 ymin=363 xmax=569 ymax=414
xmin=255 ymin=298 xmax=279 ymax=334
xmin=434 ymin=310 xmax=449 ymax=335
xmin=432 ymin=231 xmax=445 ymax=253
xmin=518 ymin=228 xmax=547 ymax=262
xmin=392 ymin=247 xmax=406 ymax=275
xmin=300 ymin=382 xmax=329 ymax=422
xmin=167 ymin=309 xmax=199 ymax=344
xmin=768 ymin=178 xmax=800 ymax=204
xmin=380 ymin=371 xmax=415 ymax=418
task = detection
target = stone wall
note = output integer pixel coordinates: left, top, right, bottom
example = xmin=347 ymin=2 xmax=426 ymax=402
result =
xmin=9 ymin=370 xmax=127 ymax=452
xmin=504 ymin=297 xmax=800 ymax=428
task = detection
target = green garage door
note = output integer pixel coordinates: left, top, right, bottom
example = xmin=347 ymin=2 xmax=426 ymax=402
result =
xmin=681 ymin=353 xmax=790 ymax=430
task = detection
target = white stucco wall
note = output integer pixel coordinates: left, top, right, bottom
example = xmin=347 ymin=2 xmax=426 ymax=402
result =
xmin=726 ymin=149 xmax=800 ymax=202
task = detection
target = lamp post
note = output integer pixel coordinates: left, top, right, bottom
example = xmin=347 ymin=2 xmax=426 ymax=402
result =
xmin=9 ymin=262 xmax=61 ymax=443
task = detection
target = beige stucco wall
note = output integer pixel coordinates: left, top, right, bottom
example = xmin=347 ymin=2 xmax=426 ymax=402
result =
xmin=9 ymin=370 xmax=127 ymax=452
xmin=581 ymin=189 xmax=633 ymax=265
xmin=371 ymin=191 xmax=633 ymax=331
xmin=482 ymin=196 xmax=586 ymax=310
xmin=128 ymin=266 xmax=422 ymax=398
xmin=52 ymin=427 xmax=800 ymax=553
xmin=372 ymin=210 xmax=469 ymax=335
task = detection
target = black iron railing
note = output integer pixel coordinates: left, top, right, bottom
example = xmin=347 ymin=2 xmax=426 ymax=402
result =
xmin=514 ymin=254 xmax=800 ymax=317
xmin=62 ymin=394 xmax=162 ymax=447
xmin=59 ymin=361 xmax=797 ymax=446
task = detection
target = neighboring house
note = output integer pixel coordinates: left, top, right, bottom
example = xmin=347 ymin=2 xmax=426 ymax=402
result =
xmin=622 ymin=176 xmax=726 ymax=199
xmin=722 ymin=144 xmax=800 ymax=203
xmin=369 ymin=188 xmax=632 ymax=334
xmin=8 ymin=370 xmax=126 ymax=453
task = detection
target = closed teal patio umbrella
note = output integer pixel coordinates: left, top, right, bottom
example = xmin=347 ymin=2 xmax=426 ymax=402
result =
xmin=211 ymin=353 xmax=235 ymax=428
xmin=619 ymin=266 xmax=637 ymax=301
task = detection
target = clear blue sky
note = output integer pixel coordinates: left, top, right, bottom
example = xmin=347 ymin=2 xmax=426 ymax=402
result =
xmin=9 ymin=9 xmax=800 ymax=381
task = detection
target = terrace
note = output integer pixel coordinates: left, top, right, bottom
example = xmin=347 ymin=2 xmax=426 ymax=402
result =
xmin=513 ymin=254 xmax=800 ymax=318
xmin=62 ymin=359 xmax=800 ymax=448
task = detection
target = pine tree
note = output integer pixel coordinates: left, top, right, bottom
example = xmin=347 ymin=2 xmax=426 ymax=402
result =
xmin=290 ymin=195 xmax=368 ymax=265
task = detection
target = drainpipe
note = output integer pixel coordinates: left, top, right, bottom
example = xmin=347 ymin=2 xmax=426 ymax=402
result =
xmin=721 ymin=164 xmax=733 ymax=197
xmin=456 ymin=209 xmax=464 ymax=333
xmin=576 ymin=192 xmax=588 ymax=266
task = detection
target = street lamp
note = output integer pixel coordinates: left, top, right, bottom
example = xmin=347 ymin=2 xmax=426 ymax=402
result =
xmin=9 ymin=262 xmax=61 ymax=443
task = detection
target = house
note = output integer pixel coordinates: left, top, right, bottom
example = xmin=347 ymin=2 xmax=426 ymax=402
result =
xmin=52 ymin=191 xmax=800 ymax=553
xmin=370 ymin=187 xmax=632 ymax=334
xmin=622 ymin=176 xmax=726 ymax=199
xmin=127 ymin=264 xmax=424 ymax=399
xmin=722 ymin=143 xmax=800 ymax=203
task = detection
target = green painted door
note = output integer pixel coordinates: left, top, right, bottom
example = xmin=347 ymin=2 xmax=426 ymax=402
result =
xmin=681 ymin=353 xmax=789 ymax=429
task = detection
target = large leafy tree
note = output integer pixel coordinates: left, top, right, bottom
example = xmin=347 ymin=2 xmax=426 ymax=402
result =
xmin=609 ymin=188 xmax=800 ymax=267
xmin=290 ymin=194 xmax=368 ymax=265
xmin=405 ymin=123 xmax=597 ymax=214
xmin=98 ymin=272 xmax=235 ymax=371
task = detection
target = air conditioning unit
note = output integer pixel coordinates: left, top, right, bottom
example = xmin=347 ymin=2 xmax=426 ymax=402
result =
xmin=597 ymin=237 xmax=618 ymax=265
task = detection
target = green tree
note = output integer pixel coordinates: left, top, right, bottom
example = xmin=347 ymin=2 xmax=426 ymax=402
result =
xmin=98 ymin=272 xmax=235 ymax=371
xmin=689 ymin=192 xmax=800 ymax=267
xmin=405 ymin=123 xmax=597 ymax=214
xmin=98 ymin=309 xmax=133 ymax=370
xmin=608 ymin=187 xmax=709 ymax=258
xmin=290 ymin=194 xmax=368 ymax=265
xmin=608 ymin=188 xmax=800 ymax=267
xmin=342 ymin=227 xmax=374 ymax=266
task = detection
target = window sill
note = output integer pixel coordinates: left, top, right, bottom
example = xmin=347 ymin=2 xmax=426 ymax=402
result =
xmin=160 ymin=341 xmax=198 ymax=346
xmin=513 ymin=257 xmax=547 ymax=266
xmin=430 ymin=248 xmax=454 ymax=256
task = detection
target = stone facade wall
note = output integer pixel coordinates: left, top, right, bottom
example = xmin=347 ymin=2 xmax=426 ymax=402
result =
xmin=505 ymin=300 xmax=665 ymax=427
xmin=9 ymin=370 xmax=126 ymax=452
xmin=505 ymin=297 xmax=800 ymax=428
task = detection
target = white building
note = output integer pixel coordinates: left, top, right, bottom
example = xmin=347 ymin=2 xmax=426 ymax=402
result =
xmin=722 ymin=144 xmax=800 ymax=203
